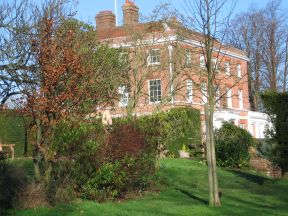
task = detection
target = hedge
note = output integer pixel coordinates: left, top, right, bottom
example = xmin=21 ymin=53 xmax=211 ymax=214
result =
xmin=0 ymin=111 xmax=31 ymax=157
xmin=261 ymin=91 xmax=288 ymax=175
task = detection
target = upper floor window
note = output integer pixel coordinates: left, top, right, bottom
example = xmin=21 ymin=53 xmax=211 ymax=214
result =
xmin=185 ymin=49 xmax=192 ymax=67
xmin=227 ymin=88 xmax=232 ymax=108
xmin=212 ymin=58 xmax=219 ymax=70
xmin=120 ymin=52 xmax=129 ymax=63
xmin=237 ymin=64 xmax=242 ymax=78
xmin=200 ymin=55 xmax=205 ymax=68
xmin=225 ymin=62 xmax=230 ymax=76
xmin=187 ymin=79 xmax=193 ymax=103
xmin=149 ymin=79 xmax=162 ymax=103
xmin=201 ymin=82 xmax=207 ymax=104
xmin=118 ymin=85 xmax=129 ymax=107
xmin=147 ymin=49 xmax=160 ymax=65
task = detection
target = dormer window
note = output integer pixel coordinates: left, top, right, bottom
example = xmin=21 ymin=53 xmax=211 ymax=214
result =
xmin=147 ymin=49 xmax=160 ymax=65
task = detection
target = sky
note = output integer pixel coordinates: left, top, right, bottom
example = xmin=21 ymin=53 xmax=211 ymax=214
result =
xmin=75 ymin=0 xmax=288 ymax=26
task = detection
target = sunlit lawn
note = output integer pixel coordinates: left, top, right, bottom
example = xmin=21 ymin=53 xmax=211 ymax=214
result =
xmin=14 ymin=159 xmax=288 ymax=216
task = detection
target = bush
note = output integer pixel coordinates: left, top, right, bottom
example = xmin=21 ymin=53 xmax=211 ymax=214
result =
xmin=49 ymin=117 xmax=157 ymax=202
xmin=0 ymin=160 xmax=28 ymax=213
xmin=136 ymin=108 xmax=201 ymax=157
xmin=261 ymin=91 xmax=288 ymax=175
xmin=47 ymin=108 xmax=200 ymax=203
xmin=215 ymin=122 xmax=255 ymax=167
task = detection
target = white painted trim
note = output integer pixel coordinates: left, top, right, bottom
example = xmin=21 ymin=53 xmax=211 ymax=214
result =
xmin=168 ymin=45 xmax=174 ymax=105
xmin=109 ymin=34 xmax=249 ymax=61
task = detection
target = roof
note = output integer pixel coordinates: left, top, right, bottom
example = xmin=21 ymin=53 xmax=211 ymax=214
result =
xmin=95 ymin=21 xmax=247 ymax=60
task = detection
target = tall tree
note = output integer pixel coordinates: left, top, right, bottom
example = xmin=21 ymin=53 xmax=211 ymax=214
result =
xmin=0 ymin=0 xmax=36 ymax=106
xmin=26 ymin=0 xmax=128 ymax=182
xmin=226 ymin=9 xmax=264 ymax=110
xmin=171 ymin=0 xmax=241 ymax=206
xmin=226 ymin=0 xmax=288 ymax=110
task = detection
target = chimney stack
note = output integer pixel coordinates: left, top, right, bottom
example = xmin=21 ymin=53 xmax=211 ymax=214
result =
xmin=122 ymin=0 xmax=139 ymax=26
xmin=96 ymin=10 xmax=116 ymax=30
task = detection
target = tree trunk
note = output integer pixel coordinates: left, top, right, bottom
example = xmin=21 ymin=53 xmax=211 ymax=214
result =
xmin=209 ymin=104 xmax=220 ymax=206
xmin=283 ymin=37 xmax=288 ymax=92
xmin=205 ymin=104 xmax=221 ymax=206
xmin=205 ymin=104 xmax=214 ymax=205
xmin=34 ymin=117 xmax=42 ymax=181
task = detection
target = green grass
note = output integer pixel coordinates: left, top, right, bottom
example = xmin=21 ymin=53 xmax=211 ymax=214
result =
xmin=14 ymin=159 xmax=288 ymax=216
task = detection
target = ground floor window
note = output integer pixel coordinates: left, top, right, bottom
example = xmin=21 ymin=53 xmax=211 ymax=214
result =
xmin=187 ymin=79 xmax=193 ymax=103
xmin=149 ymin=79 xmax=162 ymax=103
xmin=118 ymin=85 xmax=129 ymax=107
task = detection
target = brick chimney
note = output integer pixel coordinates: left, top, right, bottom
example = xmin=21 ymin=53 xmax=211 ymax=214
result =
xmin=122 ymin=0 xmax=139 ymax=26
xmin=96 ymin=11 xmax=116 ymax=30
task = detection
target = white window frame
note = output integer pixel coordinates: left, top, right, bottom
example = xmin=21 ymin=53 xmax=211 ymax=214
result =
xmin=237 ymin=64 xmax=242 ymax=78
xmin=185 ymin=49 xmax=192 ymax=66
xmin=147 ymin=49 xmax=160 ymax=66
xmin=201 ymin=82 xmax=207 ymax=104
xmin=238 ymin=89 xmax=243 ymax=109
xmin=227 ymin=88 xmax=232 ymax=108
xmin=200 ymin=55 xmax=205 ymax=68
xmin=148 ymin=79 xmax=162 ymax=103
xmin=212 ymin=58 xmax=219 ymax=71
xmin=225 ymin=61 xmax=230 ymax=76
xmin=187 ymin=79 xmax=193 ymax=103
xmin=215 ymin=87 xmax=220 ymax=108
xmin=120 ymin=52 xmax=129 ymax=63
xmin=118 ymin=85 xmax=129 ymax=107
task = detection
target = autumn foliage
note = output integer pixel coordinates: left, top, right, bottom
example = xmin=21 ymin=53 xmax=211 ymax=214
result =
xmin=26 ymin=17 xmax=128 ymax=181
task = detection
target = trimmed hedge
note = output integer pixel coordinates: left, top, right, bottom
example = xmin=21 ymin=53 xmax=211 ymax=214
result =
xmin=165 ymin=108 xmax=201 ymax=157
xmin=0 ymin=111 xmax=31 ymax=157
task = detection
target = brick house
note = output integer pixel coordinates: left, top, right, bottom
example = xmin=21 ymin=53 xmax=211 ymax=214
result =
xmin=95 ymin=0 xmax=269 ymax=139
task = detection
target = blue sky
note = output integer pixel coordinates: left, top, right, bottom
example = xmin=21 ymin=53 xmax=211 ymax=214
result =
xmin=75 ymin=0 xmax=288 ymax=26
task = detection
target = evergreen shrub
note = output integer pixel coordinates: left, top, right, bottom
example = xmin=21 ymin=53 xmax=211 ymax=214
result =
xmin=215 ymin=122 xmax=255 ymax=167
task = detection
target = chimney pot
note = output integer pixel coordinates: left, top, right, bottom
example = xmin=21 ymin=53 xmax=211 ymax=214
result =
xmin=122 ymin=1 xmax=139 ymax=26
xmin=96 ymin=10 xmax=116 ymax=30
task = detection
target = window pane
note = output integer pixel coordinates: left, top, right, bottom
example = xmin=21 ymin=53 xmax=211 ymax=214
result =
xmin=187 ymin=79 xmax=193 ymax=102
xmin=149 ymin=80 xmax=161 ymax=102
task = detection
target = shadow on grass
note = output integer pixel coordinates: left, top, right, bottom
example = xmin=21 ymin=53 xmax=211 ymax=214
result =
xmin=176 ymin=188 xmax=209 ymax=205
xmin=227 ymin=170 xmax=273 ymax=185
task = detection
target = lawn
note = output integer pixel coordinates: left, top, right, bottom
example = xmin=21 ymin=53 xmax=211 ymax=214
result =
xmin=14 ymin=159 xmax=288 ymax=216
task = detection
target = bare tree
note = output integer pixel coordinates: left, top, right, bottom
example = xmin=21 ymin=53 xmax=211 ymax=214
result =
xmin=168 ymin=0 xmax=246 ymax=206
xmin=226 ymin=0 xmax=288 ymax=108
xmin=0 ymin=0 xmax=36 ymax=106
xmin=261 ymin=0 xmax=287 ymax=92
xmin=226 ymin=8 xmax=265 ymax=110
